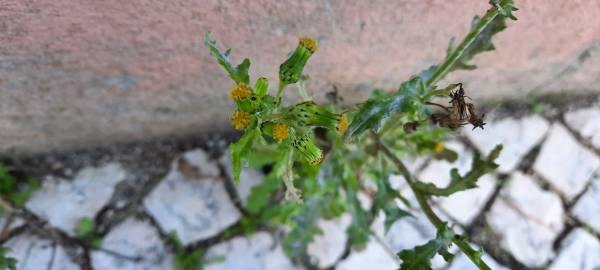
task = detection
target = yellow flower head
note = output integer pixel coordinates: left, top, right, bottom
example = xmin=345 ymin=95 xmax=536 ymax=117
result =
xmin=231 ymin=111 xmax=250 ymax=130
xmin=299 ymin=37 xmax=317 ymax=54
xmin=336 ymin=114 xmax=349 ymax=135
xmin=434 ymin=142 xmax=445 ymax=153
xmin=273 ymin=123 xmax=289 ymax=143
xmin=229 ymin=84 xmax=251 ymax=101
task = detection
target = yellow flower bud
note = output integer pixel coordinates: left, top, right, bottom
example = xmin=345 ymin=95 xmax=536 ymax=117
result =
xmin=231 ymin=111 xmax=250 ymax=130
xmin=336 ymin=114 xmax=349 ymax=135
xmin=273 ymin=123 xmax=289 ymax=143
xmin=229 ymin=84 xmax=251 ymax=101
xmin=299 ymin=37 xmax=317 ymax=54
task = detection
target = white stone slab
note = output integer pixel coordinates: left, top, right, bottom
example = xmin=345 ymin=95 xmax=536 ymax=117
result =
xmin=204 ymin=232 xmax=300 ymax=270
xmin=26 ymin=163 xmax=127 ymax=235
xmin=486 ymin=173 xmax=564 ymax=267
xmin=549 ymin=228 xmax=600 ymax=270
xmin=5 ymin=234 xmax=79 ymax=270
xmin=91 ymin=218 xmax=173 ymax=270
xmin=565 ymin=106 xmax=600 ymax=149
xmin=533 ymin=123 xmax=600 ymax=199
xmin=307 ymin=214 xmax=351 ymax=268
xmin=144 ymin=152 xmax=240 ymax=245
xmin=572 ymin=177 xmax=600 ymax=232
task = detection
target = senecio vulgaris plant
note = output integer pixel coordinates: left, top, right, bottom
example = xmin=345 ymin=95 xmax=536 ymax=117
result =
xmin=206 ymin=1 xmax=517 ymax=269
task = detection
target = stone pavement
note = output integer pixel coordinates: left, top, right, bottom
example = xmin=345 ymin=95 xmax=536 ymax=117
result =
xmin=1 ymin=98 xmax=600 ymax=270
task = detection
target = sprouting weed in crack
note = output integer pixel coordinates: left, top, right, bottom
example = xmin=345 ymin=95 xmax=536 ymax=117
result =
xmin=205 ymin=1 xmax=517 ymax=269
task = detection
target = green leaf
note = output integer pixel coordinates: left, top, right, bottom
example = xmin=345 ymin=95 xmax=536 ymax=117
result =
xmin=346 ymin=94 xmax=406 ymax=140
xmin=383 ymin=202 xmax=411 ymax=233
xmin=346 ymin=74 xmax=430 ymax=140
xmin=425 ymin=83 xmax=461 ymax=100
xmin=0 ymin=165 xmax=16 ymax=194
xmin=0 ymin=247 xmax=17 ymax=270
xmin=343 ymin=171 xmax=370 ymax=247
xmin=425 ymin=0 xmax=517 ymax=86
xmin=490 ymin=0 xmax=518 ymax=20
xmin=254 ymin=77 xmax=269 ymax=97
xmin=415 ymin=145 xmax=502 ymax=196
xmin=282 ymin=199 xmax=323 ymax=259
xmin=230 ymin=129 xmax=260 ymax=183
xmin=90 ymin=237 xmax=103 ymax=249
xmin=8 ymin=177 xmax=39 ymax=208
xmin=246 ymin=147 xmax=294 ymax=215
xmin=434 ymin=148 xmax=459 ymax=163
xmin=204 ymin=32 xmax=251 ymax=85
xmin=449 ymin=8 xmax=511 ymax=72
xmin=397 ymin=223 xmax=455 ymax=270
xmin=77 ymin=217 xmax=95 ymax=237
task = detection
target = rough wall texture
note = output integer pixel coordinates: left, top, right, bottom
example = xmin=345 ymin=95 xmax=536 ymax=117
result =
xmin=1 ymin=0 xmax=599 ymax=154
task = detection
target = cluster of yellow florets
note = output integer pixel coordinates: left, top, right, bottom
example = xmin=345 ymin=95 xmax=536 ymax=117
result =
xmin=273 ymin=123 xmax=289 ymax=143
xmin=231 ymin=111 xmax=250 ymax=130
xmin=299 ymin=37 xmax=317 ymax=54
xmin=229 ymin=84 xmax=251 ymax=101
xmin=336 ymin=114 xmax=349 ymax=135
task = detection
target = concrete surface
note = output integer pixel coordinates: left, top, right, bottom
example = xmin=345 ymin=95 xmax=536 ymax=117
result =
xmin=1 ymin=0 xmax=600 ymax=154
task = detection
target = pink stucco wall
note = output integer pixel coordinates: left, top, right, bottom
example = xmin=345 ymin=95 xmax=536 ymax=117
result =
xmin=1 ymin=0 xmax=599 ymax=154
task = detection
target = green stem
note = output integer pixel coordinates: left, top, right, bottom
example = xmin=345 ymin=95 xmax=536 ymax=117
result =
xmin=275 ymin=83 xmax=286 ymax=107
xmin=413 ymin=181 xmax=465 ymax=197
xmin=373 ymin=133 xmax=491 ymax=270
xmin=425 ymin=8 xmax=499 ymax=87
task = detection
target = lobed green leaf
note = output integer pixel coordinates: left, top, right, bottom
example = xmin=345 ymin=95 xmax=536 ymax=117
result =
xmin=229 ymin=128 xmax=260 ymax=183
xmin=397 ymin=223 xmax=455 ymax=270
xmin=204 ymin=32 xmax=251 ymax=85
xmin=415 ymin=145 xmax=502 ymax=196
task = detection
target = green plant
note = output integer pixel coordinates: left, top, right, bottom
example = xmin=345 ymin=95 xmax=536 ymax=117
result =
xmin=206 ymin=1 xmax=517 ymax=269
xmin=0 ymin=247 xmax=16 ymax=270
xmin=0 ymin=163 xmax=40 ymax=269
xmin=167 ymin=232 xmax=224 ymax=270
xmin=76 ymin=217 xmax=103 ymax=249
xmin=0 ymin=164 xmax=39 ymax=212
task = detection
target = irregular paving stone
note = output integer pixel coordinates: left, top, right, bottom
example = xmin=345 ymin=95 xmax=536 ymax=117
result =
xmin=26 ymin=163 xmax=127 ymax=235
xmin=307 ymin=214 xmax=352 ymax=268
xmin=177 ymin=149 xmax=221 ymax=179
xmin=565 ymin=106 xmax=600 ymax=149
xmin=144 ymin=150 xmax=240 ymax=245
xmin=91 ymin=218 xmax=173 ymax=270
xmin=533 ymin=123 xmax=600 ymax=200
xmin=5 ymin=233 xmax=80 ymax=270
xmin=203 ymin=231 xmax=300 ymax=270
xmin=572 ymin=176 xmax=600 ymax=232
xmin=335 ymin=238 xmax=398 ymax=270
xmin=486 ymin=172 xmax=564 ymax=267
xmin=465 ymin=115 xmax=550 ymax=172
xmin=437 ymin=174 xmax=497 ymax=225
xmin=447 ymin=252 xmax=509 ymax=270
xmin=549 ymin=228 xmax=600 ymax=270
